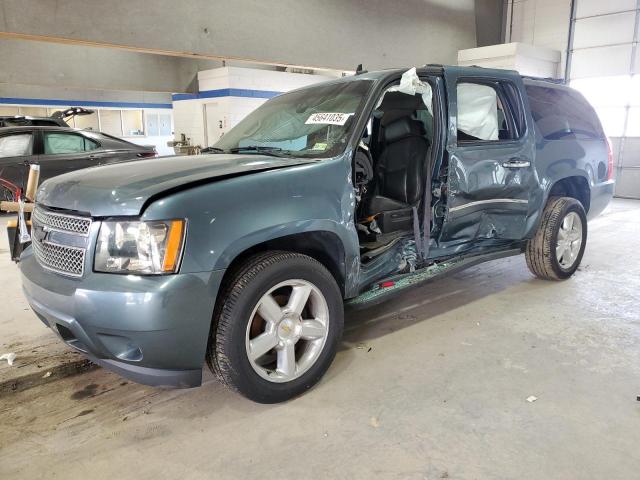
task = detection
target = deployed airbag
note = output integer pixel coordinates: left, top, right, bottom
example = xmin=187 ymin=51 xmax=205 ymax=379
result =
xmin=457 ymin=83 xmax=498 ymax=141
xmin=377 ymin=67 xmax=433 ymax=113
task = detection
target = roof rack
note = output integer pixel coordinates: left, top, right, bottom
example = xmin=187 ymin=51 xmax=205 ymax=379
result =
xmin=520 ymin=75 xmax=566 ymax=85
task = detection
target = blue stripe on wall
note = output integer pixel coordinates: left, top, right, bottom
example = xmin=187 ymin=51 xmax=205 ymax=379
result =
xmin=0 ymin=88 xmax=281 ymax=108
xmin=0 ymin=97 xmax=172 ymax=109
xmin=172 ymin=88 xmax=282 ymax=102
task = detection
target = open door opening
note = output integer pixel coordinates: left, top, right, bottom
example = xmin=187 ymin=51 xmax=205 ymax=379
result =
xmin=352 ymin=72 xmax=436 ymax=287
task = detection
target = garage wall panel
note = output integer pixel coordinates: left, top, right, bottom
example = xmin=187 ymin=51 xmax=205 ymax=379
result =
xmin=570 ymin=45 xmax=634 ymax=78
xmin=620 ymin=138 xmax=640 ymax=167
xmin=571 ymin=76 xmax=632 ymax=106
xmin=572 ymin=12 xmax=637 ymax=49
xmin=576 ymin=0 xmax=637 ymax=18
xmin=626 ymin=108 xmax=640 ymax=136
xmin=614 ymin=168 xmax=640 ymax=197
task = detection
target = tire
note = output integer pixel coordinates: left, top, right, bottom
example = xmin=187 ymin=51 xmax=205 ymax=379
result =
xmin=207 ymin=251 xmax=344 ymax=403
xmin=525 ymin=197 xmax=587 ymax=280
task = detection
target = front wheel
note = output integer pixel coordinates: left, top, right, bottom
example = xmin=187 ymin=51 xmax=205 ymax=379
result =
xmin=207 ymin=251 xmax=344 ymax=403
xmin=525 ymin=197 xmax=587 ymax=280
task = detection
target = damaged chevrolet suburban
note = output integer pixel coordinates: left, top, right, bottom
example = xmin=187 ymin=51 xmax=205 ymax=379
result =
xmin=20 ymin=66 xmax=614 ymax=403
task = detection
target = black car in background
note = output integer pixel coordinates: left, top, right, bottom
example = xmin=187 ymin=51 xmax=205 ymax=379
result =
xmin=0 ymin=125 xmax=157 ymax=203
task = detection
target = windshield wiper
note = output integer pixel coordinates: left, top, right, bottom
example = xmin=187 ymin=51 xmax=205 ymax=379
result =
xmin=228 ymin=146 xmax=291 ymax=157
xmin=201 ymin=146 xmax=228 ymax=154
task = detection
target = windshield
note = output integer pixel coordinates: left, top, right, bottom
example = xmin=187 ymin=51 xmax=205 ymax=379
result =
xmin=214 ymin=79 xmax=373 ymax=157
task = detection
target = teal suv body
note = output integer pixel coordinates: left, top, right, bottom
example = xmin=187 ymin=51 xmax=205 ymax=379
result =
xmin=20 ymin=66 xmax=614 ymax=402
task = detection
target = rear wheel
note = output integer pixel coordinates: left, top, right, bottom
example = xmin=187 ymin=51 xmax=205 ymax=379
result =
xmin=207 ymin=251 xmax=344 ymax=403
xmin=525 ymin=197 xmax=587 ymax=280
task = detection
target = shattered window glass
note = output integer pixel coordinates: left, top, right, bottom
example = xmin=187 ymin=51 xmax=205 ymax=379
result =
xmin=215 ymin=80 xmax=373 ymax=157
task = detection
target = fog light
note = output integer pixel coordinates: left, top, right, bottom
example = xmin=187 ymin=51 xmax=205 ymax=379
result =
xmin=97 ymin=334 xmax=143 ymax=362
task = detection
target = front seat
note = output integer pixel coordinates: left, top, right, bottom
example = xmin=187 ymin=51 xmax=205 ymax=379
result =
xmin=367 ymin=116 xmax=430 ymax=231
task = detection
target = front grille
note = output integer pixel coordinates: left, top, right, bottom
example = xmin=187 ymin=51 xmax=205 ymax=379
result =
xmin=32 ymin=239 xmax=85 ymax=277
xmin=31 ymin=205 xmax=91 ymax=278
xmin=32 ymin=206 xmax=92 ymax=236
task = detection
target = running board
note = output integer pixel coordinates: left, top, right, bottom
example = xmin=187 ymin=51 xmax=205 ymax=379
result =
xmin=346 ymin=248 xmax=522 ymax=309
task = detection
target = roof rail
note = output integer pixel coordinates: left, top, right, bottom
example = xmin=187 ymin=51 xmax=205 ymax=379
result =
xmin=520 ymin=75 xmax=566 ymax=85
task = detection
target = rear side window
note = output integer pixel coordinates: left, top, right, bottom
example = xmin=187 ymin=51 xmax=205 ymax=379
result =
xmin=456 ymin=81 xmax=524 ymax=143
xmin=525 ymin=85 xmax=603 ymax=141
xmin=0 ymin=133 xmax=33 ymax=158
xmin=43 ymin=132 xmax=99 ymax=154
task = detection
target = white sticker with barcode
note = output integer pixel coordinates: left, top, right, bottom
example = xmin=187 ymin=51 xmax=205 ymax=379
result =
xmin=305 ymin=112 xmax=354 ymax=126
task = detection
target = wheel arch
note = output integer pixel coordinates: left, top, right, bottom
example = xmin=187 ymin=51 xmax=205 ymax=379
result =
xmin=217 ymin=230 xmax=349 ymax=298
xmin=546 ymin=175 xmax=591 ymax=213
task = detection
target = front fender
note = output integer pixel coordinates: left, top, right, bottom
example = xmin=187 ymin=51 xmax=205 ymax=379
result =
xmin=141 ymin=154 xmax=360 ymax=293
xmin=212 ymin=220 xmax=352 ymax=269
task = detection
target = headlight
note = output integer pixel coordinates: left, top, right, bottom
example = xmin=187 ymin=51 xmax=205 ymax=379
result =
xmin=94 ymin=219 xmax=186 ymax=274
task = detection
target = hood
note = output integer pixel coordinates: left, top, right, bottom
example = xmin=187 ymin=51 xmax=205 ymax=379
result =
xmin=36 ymin=154 xmax=316 ymax=216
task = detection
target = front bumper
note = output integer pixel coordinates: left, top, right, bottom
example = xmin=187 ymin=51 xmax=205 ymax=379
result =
xmin=20 ymin=248 xmax=224 ymax=388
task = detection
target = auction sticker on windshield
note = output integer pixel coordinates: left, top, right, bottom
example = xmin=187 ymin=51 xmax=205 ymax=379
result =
xmin=305 ymin=112 xmax=354 ymax=126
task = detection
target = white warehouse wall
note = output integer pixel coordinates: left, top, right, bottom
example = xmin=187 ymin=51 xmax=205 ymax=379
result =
xmin=0 ymin=0 xmax=479 ymax=71
xmin=505 ymin=0 xmax=572 ymax=76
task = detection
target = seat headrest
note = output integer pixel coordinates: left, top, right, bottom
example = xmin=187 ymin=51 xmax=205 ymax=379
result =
xmin=384 ymin=117 xmax=425 ymax=143
xmin=378 ymin=92 xmax=425 ymax=111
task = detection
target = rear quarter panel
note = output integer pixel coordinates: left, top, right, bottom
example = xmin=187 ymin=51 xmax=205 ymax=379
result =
xmin=532 ymin=131 xmax=612 ymax=221
xmin=526 ymin=83 xmax=613 ymax=234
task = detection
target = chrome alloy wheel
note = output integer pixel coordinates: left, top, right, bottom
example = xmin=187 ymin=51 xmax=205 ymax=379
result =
xmin=556 ymin=211 xmax=583 ymax=269
xmin=245 ymin=279 xmax=330 ymax=383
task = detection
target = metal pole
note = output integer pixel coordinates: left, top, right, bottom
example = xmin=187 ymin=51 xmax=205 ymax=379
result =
xmin=564 ymin=0 xmax=577 ymax=83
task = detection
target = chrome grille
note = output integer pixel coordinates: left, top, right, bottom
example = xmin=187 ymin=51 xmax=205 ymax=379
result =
xmin=32 ymin=238 xmax=85 ymax=277
xmin=32 ymin=206 xmax=92 ymax=236
xmin=31 ymin=205 xmax=91 ymax=277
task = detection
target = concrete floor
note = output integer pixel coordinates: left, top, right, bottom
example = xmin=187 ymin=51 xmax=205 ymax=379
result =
xmin=1 ymin=199 xmax=639 ymax=480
